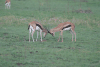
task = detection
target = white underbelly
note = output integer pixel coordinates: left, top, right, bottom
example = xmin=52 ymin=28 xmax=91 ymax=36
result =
xmin=29 ymin=25 xmax=42 ymax=33
xmin=63 ymin=27 xmax=71 ymax=31
xmin=36 ymin=26 xmax=41 ymax=31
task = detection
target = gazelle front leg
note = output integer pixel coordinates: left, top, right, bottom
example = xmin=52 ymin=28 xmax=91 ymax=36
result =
xmin=58 ymin=32 xmax=61 ymax=42
xmin=58 ymin=31 xmax=63 ymax=42
xmin=61 ymin=31 xmax=63 ymax=42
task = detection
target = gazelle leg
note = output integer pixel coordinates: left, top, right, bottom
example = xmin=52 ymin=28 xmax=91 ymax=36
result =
xmin=29 ymin=31 xmax=30 ymax=42
xmin=7 ymin=4 xmax=8 ymax=9
xmin=40 ymin=30 xmax=42 ymax=41
xmin=70 ymin=30 xmax=73 ymax=42
xmin=61 ymin=31 xmax=63 ymax=42
xmin=36 ymin=31 xmax=39 ymax=41
xmin=71 ymin=29 xmax=76 ymax=42
xmin=32 ymin=31 xmax=35 ymax=42
xmin=9 ymin=4 xmax=11 ymax=9
xmin=58 ymin=32 xmax=61 ymax=42
xmin=73 ymin=31 xmax=76 ymax=42
xmin=29 ymin=28 xmax=31 ymax=42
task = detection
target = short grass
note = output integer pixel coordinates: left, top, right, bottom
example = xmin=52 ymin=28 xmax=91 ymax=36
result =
xmin=0 ymin=24 xmax=100 ymax=67
xmin=0 ymin=0 xmax=100 ymax=67
xmin=0 ymin=26 xmax=100 ymax=67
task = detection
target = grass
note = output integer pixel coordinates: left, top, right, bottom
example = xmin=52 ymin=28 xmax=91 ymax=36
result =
xmin=0 ymin=24 xmax=100 ymax=67
xmin=0 ymin=0 xmax=100 ymax=67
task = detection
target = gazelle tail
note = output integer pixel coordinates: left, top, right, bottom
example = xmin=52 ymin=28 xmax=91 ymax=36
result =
xmin=28 ymin=25 xmax=30 ymax=30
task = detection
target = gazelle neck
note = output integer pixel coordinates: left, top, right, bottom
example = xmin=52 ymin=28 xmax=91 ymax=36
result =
xmin=42 ymin=28 xmax=47 ymax=32
xmin=51 ymin=27 xmax=61 ymax=33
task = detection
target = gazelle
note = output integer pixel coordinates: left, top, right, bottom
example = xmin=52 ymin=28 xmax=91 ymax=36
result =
xmin=49 ymin=22 xmax=76 ymax=42
xmin=5 ymin=0 xmax=11 ymax=9
xmin=28 ymin=21 xmax=48 ymax=42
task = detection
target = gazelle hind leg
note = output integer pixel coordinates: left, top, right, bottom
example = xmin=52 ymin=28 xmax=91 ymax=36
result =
xmin=29 ymin=25 xmax=35 ymax=42
xmin=58 ymin=32 xmax=61 ymax=42
xmin=9 ymin=3 xmax=11 ymax=9
xmin=7 ymin=4 xmax=8 ymax=9
xmin=73 ymin=31 xmax=76 ymax=42
xmin=8 ymin=5 xmax=10 ymax=9
xmin=32 ymin=31 xmax=35 ymax=42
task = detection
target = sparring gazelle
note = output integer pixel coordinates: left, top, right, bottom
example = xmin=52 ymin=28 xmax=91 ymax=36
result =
xmin=28 ymin=21 xmax=48 ymax=42
xmin=49 ymin=22 xmax=76 ymax=42
xmin=5 ymin=0 xmax=11 ymax=9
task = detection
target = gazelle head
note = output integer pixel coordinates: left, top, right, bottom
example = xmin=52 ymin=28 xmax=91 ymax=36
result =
xmin=42 ymin=29 xmax=48 ymax=38
xmin=43 ymin=28 xmax=54 ymax=37
xmin=48 ymin=29 xmax=55 ymax=37
xmin=43 ymin=26 xmax=54 ymax=37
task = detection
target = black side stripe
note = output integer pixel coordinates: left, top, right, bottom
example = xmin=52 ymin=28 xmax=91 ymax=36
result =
xmin=36 ymin=24 xmax=43 ymax=30
xmin=28 ymin=25 xmax=30 ymax=30
xmin=62 ymin=25 xmax=71 ymax=30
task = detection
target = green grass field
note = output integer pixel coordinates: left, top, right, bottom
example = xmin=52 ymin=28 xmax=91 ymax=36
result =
xmin=0 ymin=0 xmax=100 ymax=67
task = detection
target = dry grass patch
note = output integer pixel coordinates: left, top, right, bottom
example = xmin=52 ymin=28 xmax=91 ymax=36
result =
xmin=0 ymin=15 xmax=99 ymax=28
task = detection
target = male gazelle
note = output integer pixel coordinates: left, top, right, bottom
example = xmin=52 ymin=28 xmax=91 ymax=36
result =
xmin=49 ymin=22 xmax=76 ymax=42
xmin=5 ymin=0 xmax=11 ymax=9
xmin=28 ymin=21 xmax=48 ymax=42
